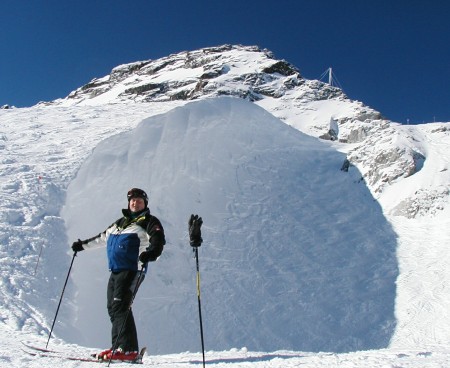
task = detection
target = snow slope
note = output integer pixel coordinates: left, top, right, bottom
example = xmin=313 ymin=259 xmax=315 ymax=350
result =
xmin=0 ymin=45 xmax=449 ymax=367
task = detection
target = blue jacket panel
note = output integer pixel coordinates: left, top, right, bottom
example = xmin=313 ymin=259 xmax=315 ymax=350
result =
xmin=104 ymin=218 xmax=150 ymax=272
xmin=107 ymin=232 xmax=141 ymax=272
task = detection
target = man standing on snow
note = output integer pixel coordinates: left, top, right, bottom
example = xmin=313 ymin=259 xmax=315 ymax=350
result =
xmin=71 ymin=188 xmax=165 ymax=362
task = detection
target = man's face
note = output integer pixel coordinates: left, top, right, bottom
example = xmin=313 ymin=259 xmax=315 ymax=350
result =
xmin=129 ymin=197 xmax=145 ymax=213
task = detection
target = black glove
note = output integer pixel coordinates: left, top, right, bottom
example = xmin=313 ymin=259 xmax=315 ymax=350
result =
xmin=139 ymin=249 xmax=158 ymax=264
xmin=71 ymin=239 xmax=85 ymax=252
xmin=188 ymin=214 xmax=203 ymax=247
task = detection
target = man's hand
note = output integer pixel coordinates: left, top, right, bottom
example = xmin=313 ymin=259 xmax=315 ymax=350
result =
xmin=71 ymin=239 xmax=85 ymax=252
xmin=139 ymin=249 xmax=158 ymax=263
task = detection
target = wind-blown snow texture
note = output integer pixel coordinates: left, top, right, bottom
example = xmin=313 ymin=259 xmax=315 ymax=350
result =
xmin=62 ymin=98 xmax=397 ymax=354
xmin=0 ymin=45 xmax=449 ymax=367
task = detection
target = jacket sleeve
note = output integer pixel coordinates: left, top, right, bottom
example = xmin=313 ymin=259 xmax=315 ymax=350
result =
xmin=81 ymin=233 xmax=104 ymax=250
xmin=82 ymin=221 xmax=116 ymax=250
xmin=145 ymin=216 xmax=166 ymax=261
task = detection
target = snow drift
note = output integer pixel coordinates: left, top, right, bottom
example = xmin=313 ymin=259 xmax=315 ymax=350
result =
xmin=61 ymin=97 xmax=398 ymax=354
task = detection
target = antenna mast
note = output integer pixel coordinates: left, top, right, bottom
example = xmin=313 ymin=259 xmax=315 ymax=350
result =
xmin=319 ymin=67 xmax=343 ymax=91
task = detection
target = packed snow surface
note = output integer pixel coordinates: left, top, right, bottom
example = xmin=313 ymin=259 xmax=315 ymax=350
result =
xmin=0 ymin=96 xmax=449 ymax=367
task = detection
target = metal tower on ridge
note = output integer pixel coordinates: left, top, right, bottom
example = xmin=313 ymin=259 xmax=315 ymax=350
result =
xmin=319 ymin=67 xmax=343 ymax=90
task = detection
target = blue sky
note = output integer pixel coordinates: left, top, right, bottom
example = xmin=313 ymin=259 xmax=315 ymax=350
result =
xmin=1 ymin=0 xmax=448 ymax=124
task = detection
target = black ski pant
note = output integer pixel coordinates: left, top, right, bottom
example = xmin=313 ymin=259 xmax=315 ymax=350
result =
xmin=107 ymin=270 xmax=144 ymax=352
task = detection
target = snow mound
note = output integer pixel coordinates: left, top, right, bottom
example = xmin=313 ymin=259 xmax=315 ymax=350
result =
xmin=61 ymin=97 xmax=398 ymax=354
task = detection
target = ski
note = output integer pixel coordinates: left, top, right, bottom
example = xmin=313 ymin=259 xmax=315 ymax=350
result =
xmin=133 ymin=347 xmax=147 ymax=364
xmin=21 ymin=348 xmax=103 ymax=363
xmin=21 ymin=341 xmax=61 ymax=354
xmin=21 ymin=342 xmax=146 ymax=364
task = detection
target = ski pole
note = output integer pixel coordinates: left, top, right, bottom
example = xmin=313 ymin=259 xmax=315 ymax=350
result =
xmin=188 ymin=214 xmax=205 ymax=368
xmin=34 ymin=242 xmax=44 ymax=276
xmin=194 ymin=247 xmax=206 ymax=368
xmin=108 ymin=265 xmax=146 ymax=367
xmin=46 ymin=251 xmax=77 ymax=348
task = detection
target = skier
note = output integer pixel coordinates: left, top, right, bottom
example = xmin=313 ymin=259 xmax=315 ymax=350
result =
xmin=71 ymin=187 xmax=165 ymax=361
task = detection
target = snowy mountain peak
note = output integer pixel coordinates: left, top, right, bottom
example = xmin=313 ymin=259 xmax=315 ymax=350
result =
xmin=53 ymin=44 xmax=345 ymax=109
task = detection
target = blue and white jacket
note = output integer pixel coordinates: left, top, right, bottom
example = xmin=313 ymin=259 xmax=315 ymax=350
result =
xmin=84 ymin=208 xmax=165 ymax=272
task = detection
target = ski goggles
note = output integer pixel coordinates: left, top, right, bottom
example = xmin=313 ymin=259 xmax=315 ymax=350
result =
xmin=127 ymin=188 xmax=148 ymax=201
